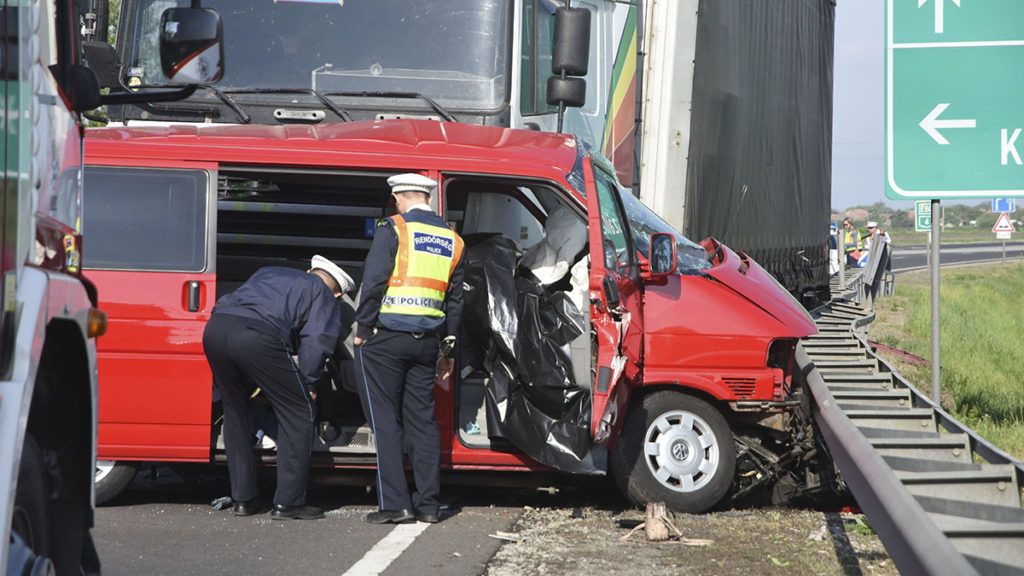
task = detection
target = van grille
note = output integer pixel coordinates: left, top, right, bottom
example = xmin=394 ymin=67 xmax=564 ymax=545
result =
xmin=724 ymin=378 xmax=757 ymax=399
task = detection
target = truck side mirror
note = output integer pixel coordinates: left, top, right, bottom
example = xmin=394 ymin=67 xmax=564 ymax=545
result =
xmin=551 ymin=8 xmax=591 ymax=77
xmin=546 ymin=76 xmax=586 ymax=109
xmin=159 ymin=7 xmax=224 ymax=84
xmin=82 ymin=40 xmax=122 ymax=89
xmin=547 ymin=7 xmax=590 ymax=132
xmin=649 ymin=233 xmax=678 ymax=276
xmin=66 ymin=64 xmax=102 ymax=112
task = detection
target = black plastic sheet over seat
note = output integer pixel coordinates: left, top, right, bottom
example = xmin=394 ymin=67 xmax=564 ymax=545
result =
xmin=461 ymin=235 xmax=602 ymax=475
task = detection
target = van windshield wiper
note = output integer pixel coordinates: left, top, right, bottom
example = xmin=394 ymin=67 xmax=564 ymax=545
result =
xmin=324 ymin=91 xmax=456 ymax=122
xmin=223 ymin=88 xmax=352 ymax=122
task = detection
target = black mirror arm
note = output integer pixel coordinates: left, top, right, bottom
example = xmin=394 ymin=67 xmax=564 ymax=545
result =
xmin=99 ymin=84 xmax=199 ymax=106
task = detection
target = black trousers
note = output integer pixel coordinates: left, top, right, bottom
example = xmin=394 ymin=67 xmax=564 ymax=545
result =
xmin=355 ymin=329 xmax=440 ymax=515
xmin=203 ymin=313 xmax=315 ymax=507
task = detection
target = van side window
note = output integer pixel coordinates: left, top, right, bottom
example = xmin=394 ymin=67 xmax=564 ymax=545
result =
xmin=593 ymin=168 xmax=633 ymax=275
xmin=82 ymin=167 xmax=208 ymax=272
xmin=520 ymin=0 xmax=559 ymax=116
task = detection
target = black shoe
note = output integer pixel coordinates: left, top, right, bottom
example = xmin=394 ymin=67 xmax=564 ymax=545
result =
xmin=415 ymin=511 xmax=439 ymax=524
xmin=270 ymin=504 xmax=325 ymax=520
xmin=365 ymin=509 xmax=415 ymax=524
xmin=232 ymin=499 xmax=268 ymax=517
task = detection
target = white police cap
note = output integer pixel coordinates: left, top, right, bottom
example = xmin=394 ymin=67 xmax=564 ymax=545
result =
xmin=387 ymin=173 xmax=437 ymax=195
xmin=867 ymin=221 xmax=878 ymax=228
xmin=310 ymin=255 xmax=355 ymax=293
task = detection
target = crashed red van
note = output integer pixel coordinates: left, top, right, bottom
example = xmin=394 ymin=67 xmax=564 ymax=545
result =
xmin=84 ymin=120 xmax=816 ymax=512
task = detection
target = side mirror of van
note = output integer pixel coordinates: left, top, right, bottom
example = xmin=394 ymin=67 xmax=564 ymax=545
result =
xmin=648 ymin=233 xmax=678 ymax=276
xmin=159 ymin=7 xmax=224 ymax=84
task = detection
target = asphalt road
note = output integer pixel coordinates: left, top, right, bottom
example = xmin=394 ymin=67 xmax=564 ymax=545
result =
xmin=93 ymin=243 xmax=995 ymax=576
xmin=92 ymin=465 xmax=611 ymax=576
xmin=888 ymin=241 xmax=1024 ymax=272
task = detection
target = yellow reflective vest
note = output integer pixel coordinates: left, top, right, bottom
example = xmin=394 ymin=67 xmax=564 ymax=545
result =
xmin=843 ymin=228 xmax=861 ymax=253
xmin=380 ymin=214 xmax=464 ymax=320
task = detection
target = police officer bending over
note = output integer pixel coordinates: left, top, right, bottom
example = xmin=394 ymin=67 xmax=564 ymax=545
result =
xmin=355 ymin=173 xmax=464 ymax=524
xmin=203 ymin=255 xmax=354 ymax=520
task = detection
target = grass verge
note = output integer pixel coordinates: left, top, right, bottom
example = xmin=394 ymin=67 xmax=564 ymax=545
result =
xmin=869 ymin=262 xmax=1024 ymax=460
xmin=886 ymin=228 xmax=1018 ymax=246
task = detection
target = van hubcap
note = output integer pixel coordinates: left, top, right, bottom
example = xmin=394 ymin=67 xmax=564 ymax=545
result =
xmin=644 ymin=410 xmax=719 ymax=493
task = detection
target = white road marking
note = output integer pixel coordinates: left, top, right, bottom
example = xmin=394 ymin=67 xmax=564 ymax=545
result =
xmin=341 ymin=522 xmax=431 ymax=576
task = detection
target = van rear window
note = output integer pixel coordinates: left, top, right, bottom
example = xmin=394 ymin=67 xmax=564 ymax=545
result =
xmin=82 ymin=167 xmax=208 ymax=272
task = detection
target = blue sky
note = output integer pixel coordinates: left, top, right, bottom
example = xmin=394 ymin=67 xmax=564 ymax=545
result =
xmin=832 ymin=1 xmax=903 ymax=210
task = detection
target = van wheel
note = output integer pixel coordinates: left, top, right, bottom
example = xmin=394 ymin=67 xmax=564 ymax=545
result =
xmin=95 ymin=460 xmax=137 ymax=505
xmin=611 ymin=391 xmax=736 ymax=513
xmin=11 ymin=435 xmax=52 ymax=572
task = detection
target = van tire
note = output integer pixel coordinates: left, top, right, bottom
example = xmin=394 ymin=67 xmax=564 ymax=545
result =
xmin=610 ymin=391 xmax=736 ymax=513
xmin=95 ymin=461 xmax=137 ymax=505
xmin=12 ymin=435 xmax=49 ymax=558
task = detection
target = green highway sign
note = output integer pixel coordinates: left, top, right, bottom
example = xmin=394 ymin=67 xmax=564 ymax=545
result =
xmin=886 ymin=0 xmax=1024 ymax=200
xmin=915 ymin=200 xmax=932 ymax=232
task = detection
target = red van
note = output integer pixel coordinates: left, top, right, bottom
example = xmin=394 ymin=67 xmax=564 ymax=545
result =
xmin=83 ymin=120 xmax=815 ymax=512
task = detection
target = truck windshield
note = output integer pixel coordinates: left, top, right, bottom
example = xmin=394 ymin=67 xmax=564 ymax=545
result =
xmin=120 ymin=0 xmax=511 ymax=111
xmin=618 ymin=191 xmax=711 ymax=274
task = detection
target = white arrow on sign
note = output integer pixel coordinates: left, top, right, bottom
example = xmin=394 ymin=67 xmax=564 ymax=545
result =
xmin=920 ymin=103 xmax=976 ymax=145
xmin=918 ymin=0 xmax=960 ymax=34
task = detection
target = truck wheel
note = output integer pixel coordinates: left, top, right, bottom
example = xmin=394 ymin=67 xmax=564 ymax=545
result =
xmin=611 ymin=391 xmax=736 ymax=513
xmin=11 ymin=435 xmax=51 ymax=567
xmin=95 ymin=460 xmax=137 ymax=505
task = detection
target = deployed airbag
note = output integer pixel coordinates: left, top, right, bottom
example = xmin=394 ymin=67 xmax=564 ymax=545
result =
xmin=521 ymin=204 xmax=588 ymax=286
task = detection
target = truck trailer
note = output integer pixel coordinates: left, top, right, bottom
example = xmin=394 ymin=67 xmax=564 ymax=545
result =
xmin=95 ymin=0 xmax=835 ymax=304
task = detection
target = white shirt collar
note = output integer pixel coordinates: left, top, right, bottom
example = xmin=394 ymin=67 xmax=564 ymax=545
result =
xmin=405 ymin=203 xmax=433 ymax=213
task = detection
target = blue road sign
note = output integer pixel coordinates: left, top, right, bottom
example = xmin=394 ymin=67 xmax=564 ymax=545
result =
xmin=992 ymin=198 xmax=1016 ymax=213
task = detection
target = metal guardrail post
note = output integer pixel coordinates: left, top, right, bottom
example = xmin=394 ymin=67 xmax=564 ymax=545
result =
xmin=838 ymin=227 xmax=846 ymax=290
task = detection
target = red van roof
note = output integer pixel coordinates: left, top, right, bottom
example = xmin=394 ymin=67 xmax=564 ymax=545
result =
xmin=86 ymin=119 xmax=582 ymax=183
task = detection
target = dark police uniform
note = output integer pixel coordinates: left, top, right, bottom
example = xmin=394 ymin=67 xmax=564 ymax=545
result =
xmin=203 ymin=267 xmax=341 ymax=510
xmin=355 ymin=205 xmax=464 ymax=519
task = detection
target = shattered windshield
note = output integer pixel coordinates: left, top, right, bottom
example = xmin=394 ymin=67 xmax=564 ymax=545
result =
xmin=617 ymin=191 xmax=711 ymax=274
xmin=121 ymin=0 xmax=511 ymax=111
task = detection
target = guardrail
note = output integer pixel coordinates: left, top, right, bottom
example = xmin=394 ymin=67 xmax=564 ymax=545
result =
xmin=799 ymin=280 xmax=1024 ymax=575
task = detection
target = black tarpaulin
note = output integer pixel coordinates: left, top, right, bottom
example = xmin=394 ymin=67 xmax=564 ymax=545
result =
xmin=461 ymin=235 xmax=602 ymax=475
xmin=685 ymin=0 xmax=835 ymax=305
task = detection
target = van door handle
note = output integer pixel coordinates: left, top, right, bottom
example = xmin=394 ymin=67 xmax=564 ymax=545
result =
xmin=187 ymin=281 xmax=201 ymax=312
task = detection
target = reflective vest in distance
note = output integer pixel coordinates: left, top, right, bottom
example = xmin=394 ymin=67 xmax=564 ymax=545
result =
xmin=844 ymin=229 xmax=860 ymax=253
xmin=380 ymin=214 xmax=464 ymax=320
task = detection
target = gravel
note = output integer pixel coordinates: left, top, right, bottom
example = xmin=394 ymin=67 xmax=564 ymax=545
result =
xmin=485 ymin=505 xmax=897 ymax=576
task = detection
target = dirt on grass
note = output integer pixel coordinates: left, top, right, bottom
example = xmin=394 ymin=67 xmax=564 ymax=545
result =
xmin=485 ymin=505 xmax=896 ymax=576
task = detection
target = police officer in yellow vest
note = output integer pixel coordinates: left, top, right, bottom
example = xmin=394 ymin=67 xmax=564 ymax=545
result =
xmin=354 ymin=173 xmax=464 ymax=524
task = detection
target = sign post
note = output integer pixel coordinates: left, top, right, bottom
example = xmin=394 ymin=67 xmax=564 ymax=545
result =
xmin=930 ymin=201 xmax=940 ymax=403
xmin=886 ymin=1 xmax=1024 ymax=405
